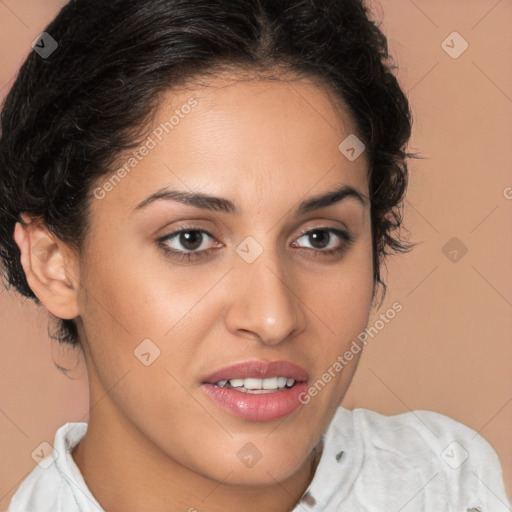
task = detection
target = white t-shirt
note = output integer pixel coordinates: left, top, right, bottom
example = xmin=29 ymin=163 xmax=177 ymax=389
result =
xmin=7 ymin=406 xmax=511 ymax=511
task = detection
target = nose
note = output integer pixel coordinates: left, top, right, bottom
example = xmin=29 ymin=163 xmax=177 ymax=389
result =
xmin=224 ymin=247 xmax=307 ymax=346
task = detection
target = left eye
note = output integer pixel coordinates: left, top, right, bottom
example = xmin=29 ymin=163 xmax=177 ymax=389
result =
xmin=293 ymin=228 xmax=351 ymax=251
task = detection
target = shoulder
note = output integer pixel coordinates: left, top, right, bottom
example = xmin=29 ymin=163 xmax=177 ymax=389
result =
xmin=351 ymin=407 xmax=504 ymax=472
xmin=323 ymin=407 xmax=511 ymax=510
xmin=7 ymin=422 xmax=98 ymax=512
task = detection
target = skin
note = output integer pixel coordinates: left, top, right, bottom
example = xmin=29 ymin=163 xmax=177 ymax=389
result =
xmin=14 ymin=71 xmax=374 ymax=512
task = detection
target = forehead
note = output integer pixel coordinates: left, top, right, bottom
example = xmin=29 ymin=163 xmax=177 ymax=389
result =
xmin=154 ymin=71 xmax=364 ymax=164
xmin=91 ymin=72 xmax=369 ymax=218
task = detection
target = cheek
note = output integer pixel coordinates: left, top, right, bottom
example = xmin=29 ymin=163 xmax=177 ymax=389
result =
xmin=313 ymin=237 xmax=374 ymax=335
xmin=76 ymin=242 xmax=227 ymax=394
xmin=76 ymin=254 xmax=215 ymax=429
xmin=79 ymin=237 xmax=203 ymax=334
xmin=300 ymin=235 xmax=373 ymax=394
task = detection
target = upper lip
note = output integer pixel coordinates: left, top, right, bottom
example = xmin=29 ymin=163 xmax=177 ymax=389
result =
xmin=202 ymin=360 xmax=309 ymax=384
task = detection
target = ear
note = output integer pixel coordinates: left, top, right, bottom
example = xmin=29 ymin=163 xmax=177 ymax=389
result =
xmin=13 ymin=214 xmax=80 ymax=320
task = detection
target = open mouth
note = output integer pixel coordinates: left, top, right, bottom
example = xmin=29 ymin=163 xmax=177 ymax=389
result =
xmin=208 ymin=377 xmax=300 ymax=394
xmin=200 ymin=360 xmax=310 ymax=421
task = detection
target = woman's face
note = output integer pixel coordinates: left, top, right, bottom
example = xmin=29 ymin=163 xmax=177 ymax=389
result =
xmin=75 ymin=73 xmax=374 ymax=486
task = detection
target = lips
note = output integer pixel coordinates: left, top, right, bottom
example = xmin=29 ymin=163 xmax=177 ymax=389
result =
xmin=200 ymin=360 xmax=310 ymax=422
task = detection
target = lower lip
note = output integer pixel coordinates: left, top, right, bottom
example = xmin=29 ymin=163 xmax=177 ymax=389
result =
xmin=200 ymin=382 xmax=308 ymax=422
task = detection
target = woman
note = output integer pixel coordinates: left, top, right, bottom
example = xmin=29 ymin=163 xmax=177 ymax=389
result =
xmin=1 ymin=0 xmax=509 ymax=510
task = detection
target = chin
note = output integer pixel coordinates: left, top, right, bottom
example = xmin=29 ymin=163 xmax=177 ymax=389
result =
xmin=215 ymin=460 xmax=306 ymax=487
xmin=181 ymin=440 xmax=310 ymax=487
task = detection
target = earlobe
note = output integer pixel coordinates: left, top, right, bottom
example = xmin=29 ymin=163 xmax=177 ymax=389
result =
xmin=13 ymin=217 xmax=80 ymax=320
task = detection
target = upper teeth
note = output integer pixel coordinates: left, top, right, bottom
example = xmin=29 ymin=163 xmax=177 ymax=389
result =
xmin=215 ymin=377 xmax=295 ymax=390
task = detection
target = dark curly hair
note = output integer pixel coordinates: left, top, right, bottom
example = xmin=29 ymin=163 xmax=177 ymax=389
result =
xmin=0 ymin=0 xmax=417 ymax=346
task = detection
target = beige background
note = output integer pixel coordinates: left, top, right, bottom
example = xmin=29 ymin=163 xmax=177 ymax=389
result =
xmin=1 ymin=0 xmax=511 ymax=508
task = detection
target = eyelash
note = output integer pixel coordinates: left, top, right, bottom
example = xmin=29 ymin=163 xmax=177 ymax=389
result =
xmin=156 ymin=225 xmax=355 ymax=262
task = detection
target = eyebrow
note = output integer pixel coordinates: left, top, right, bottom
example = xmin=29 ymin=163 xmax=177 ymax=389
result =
xmin=134 ymin=183 xmax=368 ymax=215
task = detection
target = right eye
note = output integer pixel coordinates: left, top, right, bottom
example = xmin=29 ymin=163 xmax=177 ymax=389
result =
xmin=156 ymin=227 xmax=223 ymax=262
